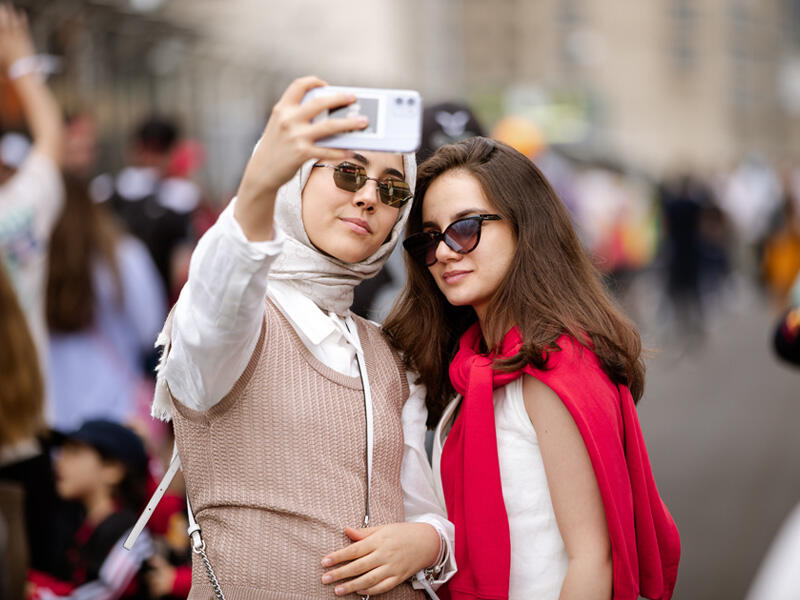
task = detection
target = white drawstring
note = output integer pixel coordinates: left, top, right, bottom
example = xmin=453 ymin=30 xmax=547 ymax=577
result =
xmin=335 ymin=312 xmax=375 ymax=508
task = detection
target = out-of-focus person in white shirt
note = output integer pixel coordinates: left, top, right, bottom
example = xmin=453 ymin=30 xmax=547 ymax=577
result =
xmin=0 ymin=3 xmax=64 ymax=422
xmin=152 ymin=77 xmax=454 ymax=598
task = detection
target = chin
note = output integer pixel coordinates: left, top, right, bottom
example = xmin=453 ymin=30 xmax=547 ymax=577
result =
xmin=442 ymin=291 xmax=475 ymax=308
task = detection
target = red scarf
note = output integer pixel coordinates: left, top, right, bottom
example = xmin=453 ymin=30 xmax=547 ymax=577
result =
xmin=440 ymin=323 xmax=680 ymax=600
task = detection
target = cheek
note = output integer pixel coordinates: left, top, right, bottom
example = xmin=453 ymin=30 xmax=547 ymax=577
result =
xmin=376 ymin=209 xmax=400 ymax=242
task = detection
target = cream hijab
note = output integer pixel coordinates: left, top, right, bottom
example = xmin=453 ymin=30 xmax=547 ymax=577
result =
xmin=267 ymin=153 xmax=416 ymax=315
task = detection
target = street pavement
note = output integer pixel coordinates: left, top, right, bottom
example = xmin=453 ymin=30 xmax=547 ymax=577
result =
xmin=636 ymin=286 xmax=800 ymax=599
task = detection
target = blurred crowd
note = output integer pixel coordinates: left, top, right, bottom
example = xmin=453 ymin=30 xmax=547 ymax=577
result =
xmin=2 ymin=3 xmax=800 ymax=600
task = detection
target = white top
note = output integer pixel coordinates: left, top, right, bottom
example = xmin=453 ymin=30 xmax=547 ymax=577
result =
xmin=433 ymin=378 xmax=568 ymax=600
xmin=746 ymin=501 xmax=800 ymax=600
xmin=162 ymin=197 xmax=455 ymax=584
xmin=0 ymin=150 xmax=64 ymax=422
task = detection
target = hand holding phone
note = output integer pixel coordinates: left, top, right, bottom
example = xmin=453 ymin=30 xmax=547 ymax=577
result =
xmin=234 ymin=76 xmax=364 ymax=241
xmin=302 ymin=86 xmax=423 ymax=153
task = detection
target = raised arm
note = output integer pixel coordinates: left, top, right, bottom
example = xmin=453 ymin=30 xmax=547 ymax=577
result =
xmin=160 ymin=77 xmax=369 ymax=411
xmin=523 ymin=374 xmax=612 ymax=600
xmin=0 ymin=5 xmax=63 ymax=164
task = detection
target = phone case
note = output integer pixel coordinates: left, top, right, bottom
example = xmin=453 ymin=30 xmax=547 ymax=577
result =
xmin=303 ymin=86 xmax=422 ymax=153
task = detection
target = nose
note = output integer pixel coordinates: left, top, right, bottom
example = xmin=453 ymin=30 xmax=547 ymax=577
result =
xmin=352 ymin=179 xmax=378 ymax=212
xmin=433 ymin=236 xmax=461 ymax=264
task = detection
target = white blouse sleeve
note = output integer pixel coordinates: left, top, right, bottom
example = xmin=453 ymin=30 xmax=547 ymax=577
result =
xmin=161 ymin=197 xmax=284 ymax=411
xmin=401 ymin=373 xmax=456 ymax=586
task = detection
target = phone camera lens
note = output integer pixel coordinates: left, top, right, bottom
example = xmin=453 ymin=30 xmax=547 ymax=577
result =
xmin=395 ymin=97 xmax=403 ymax=105
xmin=406 ymin=97 xmax=415 ymax=105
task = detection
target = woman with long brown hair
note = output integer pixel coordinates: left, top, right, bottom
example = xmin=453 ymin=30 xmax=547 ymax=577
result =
xmin=0 ymin=261 xmax=44 ymax=452
xmin=0 ymin=261 xmax=64 ymax=577
xmin=46 ymin=171 xmax=166 ymax=431
xmin=384 ymin=137 xmax=680 ymax=600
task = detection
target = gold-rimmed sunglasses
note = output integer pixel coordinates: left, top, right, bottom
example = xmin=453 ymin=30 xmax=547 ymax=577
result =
xmin=313 ymin=162 xmax=413 ymax=208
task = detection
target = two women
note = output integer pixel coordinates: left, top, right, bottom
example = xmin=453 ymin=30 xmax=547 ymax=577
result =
xmin=385 ymin=137 xmax=680 ymax=600
xmin=151 ymin=77 xmax=453 ymax=598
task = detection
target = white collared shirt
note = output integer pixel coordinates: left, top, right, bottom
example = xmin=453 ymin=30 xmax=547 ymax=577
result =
xmin=162 ymin=197 xmax=454 ymax=585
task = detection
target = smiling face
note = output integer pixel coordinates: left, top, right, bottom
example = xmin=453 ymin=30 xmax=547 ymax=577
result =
xmin=422 ymin=169 xmax=517 ymax=322
xmin=301 ymin=151 xmax=405 ymax=264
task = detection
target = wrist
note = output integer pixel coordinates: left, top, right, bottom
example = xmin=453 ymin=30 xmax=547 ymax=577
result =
xmin=419 ymin=522 xmax=444 ymax=569
xmin=7 ymin=54 xmax=61 ymax=81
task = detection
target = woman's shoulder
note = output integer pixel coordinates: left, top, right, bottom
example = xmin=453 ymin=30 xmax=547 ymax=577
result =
xmin=528 ymin=336 xmax=626 ymax=429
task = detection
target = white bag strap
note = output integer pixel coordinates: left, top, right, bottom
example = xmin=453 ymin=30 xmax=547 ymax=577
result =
xmin=123 ymin=443 xmax=181 ymax=551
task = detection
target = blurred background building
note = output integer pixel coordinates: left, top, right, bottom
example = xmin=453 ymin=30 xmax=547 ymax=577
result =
xmin=8 ymin=0 xmax=800 ymax=195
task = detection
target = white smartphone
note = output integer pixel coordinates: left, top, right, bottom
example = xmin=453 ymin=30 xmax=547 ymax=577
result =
xmin=302 ymin=86 xmax=422 ymax=153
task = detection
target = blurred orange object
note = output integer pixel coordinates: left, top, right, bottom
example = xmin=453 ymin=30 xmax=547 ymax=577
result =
xmin=491 ymin=115 xmax=546 ymax=158
xmin=763 ymin=228 xmax=800 ymax=302
xmin=0 ymin=75 xmax=25 ymax=129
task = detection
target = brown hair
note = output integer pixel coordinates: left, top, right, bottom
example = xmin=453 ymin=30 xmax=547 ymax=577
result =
xmin=383 ymin=137 xmax=645 ymax=425
xmin=0 ymin=263 xmax=44 ymax=447
xmin=46 ymin=174 xmax=121 ymax=332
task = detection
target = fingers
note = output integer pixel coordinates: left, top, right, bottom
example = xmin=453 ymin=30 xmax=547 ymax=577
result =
xmin=0 ymin=5 xmax=10 ymax=30
xmin=354 ymin=575 xmax=404 ymax=596
xmin=344 ymin=525 xmax=378 ymax=541
xmin=322 ymin=552 xmax=380 ymax=585
xmin=278 ymin=75 xmax=327 ymax=106
xmin=321 ymin=537 xmax=370 ymax=568
xmin=306 ymin=114 xmax=368 ymax=141
xmin=0 ymin=4 xmax=25 ymax=31
xmin=330 ymin=567 xmax=396 ymax=597
xmin=295 ymin=91 xmax=356 ymax=122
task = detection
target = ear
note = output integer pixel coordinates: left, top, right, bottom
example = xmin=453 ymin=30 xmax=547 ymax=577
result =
xmin=100 ymin=460 xmax=126 ymax=487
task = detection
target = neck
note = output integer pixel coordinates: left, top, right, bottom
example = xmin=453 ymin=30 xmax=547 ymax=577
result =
xmin=83 ymin=489 xmax=116 ymax=526
xmin=475 ymin=307 xmax=509 ymax=353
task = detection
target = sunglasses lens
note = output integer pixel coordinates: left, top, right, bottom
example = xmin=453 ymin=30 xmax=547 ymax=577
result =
xmin=403 ymin=233 xmax=438 ymax=266
xmin=378 ymin=180 xmax=412 ymax=207
xmin=333 ymin=164 xmax=365 ymax=192
xmin=445 ymin=218 xmax=481 ymax=254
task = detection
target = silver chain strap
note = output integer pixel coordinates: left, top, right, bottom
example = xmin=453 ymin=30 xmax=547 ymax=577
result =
xmin=192 ymin=538 xmax=226 ymax=600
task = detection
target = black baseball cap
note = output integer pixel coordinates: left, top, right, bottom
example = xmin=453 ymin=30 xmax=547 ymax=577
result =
xmin=58 ymin=419 xmax=148 ymax=475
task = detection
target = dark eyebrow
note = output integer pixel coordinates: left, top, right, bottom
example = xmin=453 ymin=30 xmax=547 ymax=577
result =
xmin=352 ymin=152 xmax=404 ymax=180
xmin=421 ymin=208 xmax=487 ymax=230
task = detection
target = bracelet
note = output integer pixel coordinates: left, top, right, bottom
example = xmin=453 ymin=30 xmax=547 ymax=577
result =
xmin=423 ymin=561 xmax=445 ymax=584
xmin=7 ymin=54 xmax=62 ymax=81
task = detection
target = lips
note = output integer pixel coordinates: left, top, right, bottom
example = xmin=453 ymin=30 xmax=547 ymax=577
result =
xmin=442 ymin=269 xmax=471 ymax=284
xmin=340 ymin=217 xmax=372 ymax=234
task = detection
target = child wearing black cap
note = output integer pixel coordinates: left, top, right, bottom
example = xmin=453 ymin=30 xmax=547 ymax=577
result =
xmin=27 ymin=420 xmax=153 ymax=600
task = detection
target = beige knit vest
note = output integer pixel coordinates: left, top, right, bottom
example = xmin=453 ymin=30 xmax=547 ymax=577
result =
xmin=171 ymin=300 xmax=424 ymax=600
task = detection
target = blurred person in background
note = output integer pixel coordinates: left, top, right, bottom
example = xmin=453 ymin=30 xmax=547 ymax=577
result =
xmin=96 ymin=116 xmax=196 ymax=301
xmin=62 ymin=111 xmax=97 ymax=181
xmin=45 ymin=171 xmax=166 ymax=432
xmin=718 ymin=156 xmax=783 ymax=283
xmin=0 ymin=262 xmax=67 ymax=586
xmin=657 ymin=172 xmax=710 ymax=341
xmin=27 ymin=419 xmax=153 ymax=600
xmin=0 ymin=2 xmax=64 ymax=421
xmin=162 ymin=137 xmax=210 ymax=305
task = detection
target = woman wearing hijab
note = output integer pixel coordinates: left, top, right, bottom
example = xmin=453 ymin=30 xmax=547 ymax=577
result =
xmin=149 ymin=77 xmax=454 ymax=599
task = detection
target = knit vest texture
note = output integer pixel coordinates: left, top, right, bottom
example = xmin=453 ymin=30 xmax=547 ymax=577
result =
xmin=171 ymin=300 xmax=424 ymax=600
